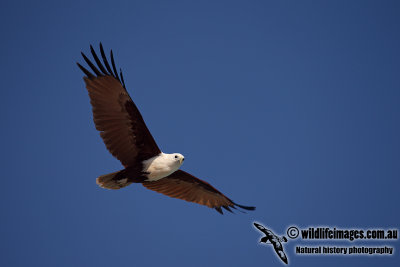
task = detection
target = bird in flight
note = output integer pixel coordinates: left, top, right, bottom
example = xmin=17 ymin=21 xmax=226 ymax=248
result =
xmin=77 ymin=43 xmax=255 ymax=214
xmin=253 ymin=223 xmax=288 ymax=264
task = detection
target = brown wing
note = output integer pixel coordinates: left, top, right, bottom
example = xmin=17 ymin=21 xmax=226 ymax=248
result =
xmin=77 ymin=43 xmax=161 ymax=167
xmin=142 ymin=170 xmax=255 ymax=214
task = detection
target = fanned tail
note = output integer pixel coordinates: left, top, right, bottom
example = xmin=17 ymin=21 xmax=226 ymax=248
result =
xmin=96 ymin=170 xmax=132 ymax=189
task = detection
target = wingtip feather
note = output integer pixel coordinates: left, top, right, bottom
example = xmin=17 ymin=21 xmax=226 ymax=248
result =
xmin=233 ymin=202 xmax=256 ymax=211
xmin=81 ymin=51 xmax=102 ymax=76
xmin=110 ymin=49 xmax=121 ymax=82
xmin=77 ymin=62 xmax=95 ymax=79
xmin=223 ymin=206 xmax=234 ymax=214
xmin=90 ymin=44 xmax=108 ymax=75
xmin=215 ymin=207 xmax=223 ymax=215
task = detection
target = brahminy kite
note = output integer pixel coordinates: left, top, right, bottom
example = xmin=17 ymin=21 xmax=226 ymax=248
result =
xmin=77 ymin=43 xmax=255 ymax=214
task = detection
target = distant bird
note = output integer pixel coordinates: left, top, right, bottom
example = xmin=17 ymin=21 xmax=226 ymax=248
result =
xmin=254 ymin=223 xmax=288 ymax=264
xmin=77 ymin=43 xmax=255 ymax=214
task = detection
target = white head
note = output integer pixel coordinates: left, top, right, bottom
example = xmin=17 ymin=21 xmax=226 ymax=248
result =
xmin=170 ymin=153 xmax=185 ymax=165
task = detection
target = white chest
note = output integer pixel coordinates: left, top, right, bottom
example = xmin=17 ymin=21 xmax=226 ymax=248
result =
xmin=142 ymin=153 xmax=181 ymax=181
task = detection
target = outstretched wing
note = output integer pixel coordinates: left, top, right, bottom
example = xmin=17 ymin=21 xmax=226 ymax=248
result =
xmin=77 ymin=44 xmax=161 ymax=167
xmin=273 ymin=243 xmax=288 ymax=264
xmin=254 ymin=222 xmax=269 ymax=235
xmin=142 ymin=170 xmax=255 ymax=214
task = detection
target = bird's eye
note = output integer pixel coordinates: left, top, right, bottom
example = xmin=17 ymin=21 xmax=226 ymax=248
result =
xmin=175 ymin=155 xmax=178 ymax=159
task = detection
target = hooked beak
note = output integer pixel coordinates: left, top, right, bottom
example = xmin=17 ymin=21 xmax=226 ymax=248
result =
xmin=180 ymin=157 xmax=184 ymax=164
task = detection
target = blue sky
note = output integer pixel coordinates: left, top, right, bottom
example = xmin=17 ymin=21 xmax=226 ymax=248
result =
xmin=1 ymin=0 xmax=399 ymax=266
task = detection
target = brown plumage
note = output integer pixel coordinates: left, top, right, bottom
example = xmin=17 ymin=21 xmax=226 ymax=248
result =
xmin=77 ymin=43 xmax=255 ymax=214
